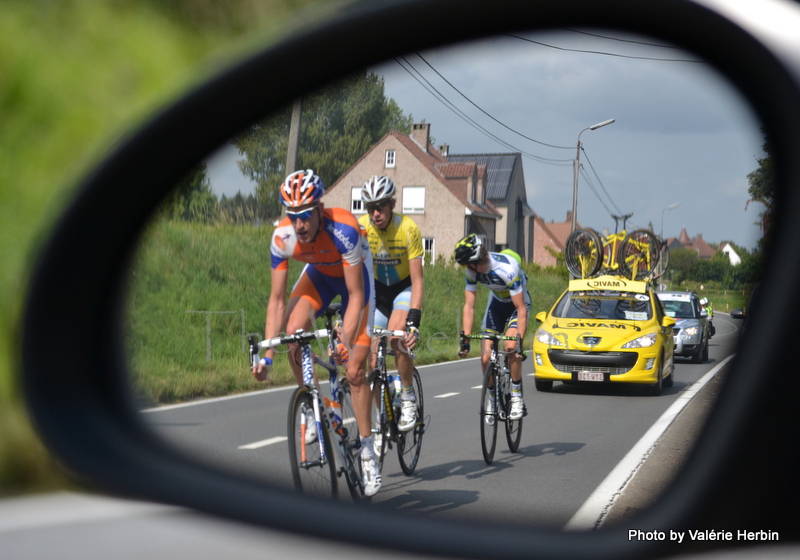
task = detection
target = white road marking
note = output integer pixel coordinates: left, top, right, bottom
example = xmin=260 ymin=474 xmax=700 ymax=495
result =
xmin=435 ymin=392 xmax=460 ymax=399
xmin=238 ymin=437 xmax=287 ymax=450
xmin=563 ymin=354 xmax=735 ymax=531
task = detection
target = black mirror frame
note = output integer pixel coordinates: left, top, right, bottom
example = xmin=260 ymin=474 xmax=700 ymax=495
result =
xmin=20 ymin=0 xmax=800 ymax=558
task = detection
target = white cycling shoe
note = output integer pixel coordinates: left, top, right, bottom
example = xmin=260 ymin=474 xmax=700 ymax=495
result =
xmin=398 ymin=400 xmax=418 ymax=432
xmin=509 ymin=396 xmax=525 ymax=421
xmin=361 ymin=454 xmax=382 ymax=497
xmin=485 ymin=399 xmax=495 ymax=426
xmin=304 ymin=415 xmax=318 ymax=444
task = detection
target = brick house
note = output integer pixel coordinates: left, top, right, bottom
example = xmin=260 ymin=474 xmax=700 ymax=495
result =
xmin=528 ymin=211 xmax=577 ymax=268
xmin=444 ymin=151 xmax=531 ymax=258
xmin=322 ymin=123 xmax=502 ymax=264
xmin=667 ymin=228 xmax=716 ymax=259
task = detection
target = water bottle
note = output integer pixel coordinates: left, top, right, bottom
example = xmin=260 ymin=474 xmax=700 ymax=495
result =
xmin=390 ymin=375 xmax=402 ymax=407
xmin=323 ymin=397 xmax=345 ymax=440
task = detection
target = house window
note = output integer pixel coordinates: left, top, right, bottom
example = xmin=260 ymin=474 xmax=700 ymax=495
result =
xmin=351 ymin=187 xmax=364 ymax=214
xmin=385 ymin=150 xmax=396 ymax=168
xmin=402 ymin=186 xmax=425 ymax=214
xmin=423 ymin=237 xmax=435 ymax=265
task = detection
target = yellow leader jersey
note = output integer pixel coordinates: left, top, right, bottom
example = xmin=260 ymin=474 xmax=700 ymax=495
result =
xmin=358 ymin=213 xmax=424 ymax=287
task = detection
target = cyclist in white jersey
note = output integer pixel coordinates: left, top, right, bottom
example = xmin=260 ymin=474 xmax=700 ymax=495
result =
xmin=455 ymin=234 xmax=530 ymax=421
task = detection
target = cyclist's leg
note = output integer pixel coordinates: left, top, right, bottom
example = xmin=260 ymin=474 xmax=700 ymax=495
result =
xmin=386 ymin=285 xmax=413 ymax=389
xmin=479 ymin=300 xmax=497 ymax=378
xmin=503 ymin=294 xmax=530 ymax=384
xmin=286 ymin=266 xmax=329 ymax=386
xmin=339 ymin=265 xmax=382 ymax=495
xmin=502 ymin=298 xmax=529 ymax=420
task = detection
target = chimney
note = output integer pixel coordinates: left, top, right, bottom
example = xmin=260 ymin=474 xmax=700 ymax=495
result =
xmin=438 ymin=143 xmax=449 ymax=157
xmin=411 ymin=123 xmax=430 ymax=153
xmin=566 ymin=210 xmax=573 ymax=223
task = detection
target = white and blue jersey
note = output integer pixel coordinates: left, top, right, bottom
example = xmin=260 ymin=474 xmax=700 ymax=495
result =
xmin=465 ymin=252 xmax=530 ymax=334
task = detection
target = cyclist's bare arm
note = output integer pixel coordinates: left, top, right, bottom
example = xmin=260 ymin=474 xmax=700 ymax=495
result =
xmin=460 ymin=289 xmax=476 ymax=357
xmin=510 ymin=290 xmax=528 ymax=355
xmin=405 ymin=257 xmax=424 ymax=350
xmin=253 ymin=267 xmax=289 ymax=378
xmin=339 ymin=263 xmax=366 ymax=350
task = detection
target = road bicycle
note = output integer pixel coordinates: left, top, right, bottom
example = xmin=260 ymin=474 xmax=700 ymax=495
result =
xmin=248 ymin=305 xmax=367 ymax=501
xmin=369 ymin=328 xmax=426 ymax=476
xmin=461 ymin=332 xmax=524 ymax=465
xmin=564 ymin=213 xmax=661 ymax=280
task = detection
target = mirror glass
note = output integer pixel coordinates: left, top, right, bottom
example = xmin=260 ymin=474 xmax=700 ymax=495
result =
xmin=126 ymin=29 xmax=764 ymax=530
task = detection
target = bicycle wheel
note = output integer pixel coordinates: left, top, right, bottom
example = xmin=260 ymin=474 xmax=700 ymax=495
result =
xmin=564 ymin=228 xmax=603 ymax=278
xmin=480 ymin=363 xmax=499 ymax=465
xmin=619 ymin=229 xmax=660 ymax=280
xmin=397 ymin=368 xmax=424 ymax=475
xmin=288 ymin=387 xmax=337 ymax=499
xmin=338 ymin=380 xmax=368 ymax=502
xmin=501 ymin=371 xmax=523 ymax=453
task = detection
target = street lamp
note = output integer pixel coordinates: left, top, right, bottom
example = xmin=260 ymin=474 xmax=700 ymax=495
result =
xmin=660 ymin=202 xmax=681 ymax=239
xmin=571 ymin=119 xmax=615 ymax=232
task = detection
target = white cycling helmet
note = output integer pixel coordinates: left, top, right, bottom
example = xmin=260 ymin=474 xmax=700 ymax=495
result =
xmin=700 ymin=298 xmax=709 ymax=306
xmin=361 ymin=176 xmax=396 ymax=203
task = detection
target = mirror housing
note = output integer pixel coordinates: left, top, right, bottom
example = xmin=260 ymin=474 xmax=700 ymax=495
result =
xmin=20 ymin=0 xmax=800 ymax=558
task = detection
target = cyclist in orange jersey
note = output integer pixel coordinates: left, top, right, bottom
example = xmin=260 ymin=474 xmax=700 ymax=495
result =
xmin=251 ymin=169 xmax=381 ymax=497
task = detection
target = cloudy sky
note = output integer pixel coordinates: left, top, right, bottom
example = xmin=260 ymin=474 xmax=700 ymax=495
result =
xmin=208 ymin=29 xmax=766 ymax=251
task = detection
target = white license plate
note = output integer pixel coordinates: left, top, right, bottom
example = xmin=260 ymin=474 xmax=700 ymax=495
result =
xmin=577 ymin=371 xmax=604 ymax=382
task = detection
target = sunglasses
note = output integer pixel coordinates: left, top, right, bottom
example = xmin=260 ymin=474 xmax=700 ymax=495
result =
xmin=366 ymin=200 xmax=390 ymax=213
xmin=286 ymin=206 xmax=317 ymax=221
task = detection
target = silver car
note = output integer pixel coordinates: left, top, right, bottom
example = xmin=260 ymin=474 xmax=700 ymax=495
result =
xmin=656 ymin=291 xmax=710 ymax=363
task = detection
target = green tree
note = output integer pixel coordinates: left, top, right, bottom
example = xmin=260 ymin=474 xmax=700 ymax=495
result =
xmin=668 ymin=247 xmax=698 ymax=284
xmin=159 ymin=163 xmax=217 ymax=222
xmin=234 ymin=72 xmax=412 ymax=218
xmin=747 ymin=127 xmax=776 ymax=247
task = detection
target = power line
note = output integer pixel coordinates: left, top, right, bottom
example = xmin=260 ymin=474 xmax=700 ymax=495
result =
xmin=564 ymin=28 xmax=685 ymax=50
xmin=394 ymin=57 xmax=573 ymax=165
xmin=579 ymin=165 xmax=618 ymax=217
xmin=580 ymin=146 xmax=624 ymax=216
xmin=505 ymin=33 xmax=705 ymax=63
xmin=414 ymin=52 xmax=573 ymax=150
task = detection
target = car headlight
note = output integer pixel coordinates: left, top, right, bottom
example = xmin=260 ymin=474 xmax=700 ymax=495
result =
xmin=684 ymin=326 xmax=699 ymax=336
xmin=535 ymin=327 xmax=564 ymax=347
xmin=622 ymin=333 xmax=658 ymax=348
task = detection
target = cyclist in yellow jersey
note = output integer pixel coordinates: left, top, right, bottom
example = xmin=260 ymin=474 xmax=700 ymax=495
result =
xmin=359 ymin=176 xmax=423 ymax=432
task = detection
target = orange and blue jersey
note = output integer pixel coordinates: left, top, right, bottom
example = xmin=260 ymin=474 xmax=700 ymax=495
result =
xmin=270 ymin=207 xmax=374 ymax=345
xmin=271 ymin=207 xmax=366 ymax=274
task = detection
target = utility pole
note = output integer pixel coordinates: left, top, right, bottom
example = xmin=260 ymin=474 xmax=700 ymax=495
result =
xmin=282 ymin=98 xmax=302 ymax=218
xmin=286 ymin=98 xmax=302 ymax=175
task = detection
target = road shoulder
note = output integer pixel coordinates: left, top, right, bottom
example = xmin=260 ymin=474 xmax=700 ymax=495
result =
xmin=600 ymin=361 xmax=729 ymax=528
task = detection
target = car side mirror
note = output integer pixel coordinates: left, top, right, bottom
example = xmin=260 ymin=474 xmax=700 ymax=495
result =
xmin=662 ymin=316 xmax=676 ymax=328
xmin=731 ymin=308 xmax=746 ymax=319
xmin=536 ymin=311 xmax=547 ymax=323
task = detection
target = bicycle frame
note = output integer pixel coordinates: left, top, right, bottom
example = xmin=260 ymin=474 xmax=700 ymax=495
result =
xmin=249 ymin=328 xmax=333 ymax=467
xmin=371 ymin=328 xmax=416 ymax=439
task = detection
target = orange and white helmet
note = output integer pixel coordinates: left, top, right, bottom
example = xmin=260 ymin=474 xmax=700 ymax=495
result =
xmin=280 ymin=169 xmax=325 ymax=208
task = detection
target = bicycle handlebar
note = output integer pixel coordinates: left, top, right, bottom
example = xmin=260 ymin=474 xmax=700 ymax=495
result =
xmin=461 ymin=333 xmax=518 ymax=342
xmin=257 ymin=329 xmax=330 ymax=349
xmin=372 ymin=328 xmax=409 ymax=338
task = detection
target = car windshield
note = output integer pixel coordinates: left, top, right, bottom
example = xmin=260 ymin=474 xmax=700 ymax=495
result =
xmin=659 ymin=298 xmax=697 ymax=318
xmin=553 ymin=290 xmax=653 ymax=321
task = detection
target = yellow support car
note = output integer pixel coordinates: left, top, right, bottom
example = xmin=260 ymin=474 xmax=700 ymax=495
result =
xmin=532 ymin=275 xmax=676 ymax=395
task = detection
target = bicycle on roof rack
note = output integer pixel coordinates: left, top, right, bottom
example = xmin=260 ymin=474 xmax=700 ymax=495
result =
xmin=564 ymin=213 xmax=666 ymax=281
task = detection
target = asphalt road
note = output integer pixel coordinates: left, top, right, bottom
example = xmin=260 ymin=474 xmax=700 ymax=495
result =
xmin=141 ymin=313 xmax=742 ymax=530
xmin=0 ymin=315 xmax=744 ymax=559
